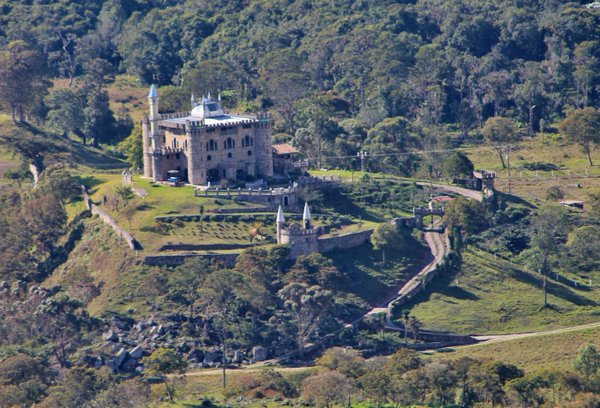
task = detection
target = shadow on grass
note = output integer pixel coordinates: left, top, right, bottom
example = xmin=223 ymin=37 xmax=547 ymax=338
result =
xmin=74 ymin=175 xmax=104 ymax=190
xmin=441 ymin=285 xmax=480 ymax=301
xmin=498 ymin=191 xmax=536 ymax=209
xmin=320 ymin=188 xmax=382 ymax=222
xmin=68 ymin=143 xmax=129 ymax=169
xmin=509 ymin=268 xmax=597 ymax=307
xmin=328 ymin=235 xmax=430 ymax=306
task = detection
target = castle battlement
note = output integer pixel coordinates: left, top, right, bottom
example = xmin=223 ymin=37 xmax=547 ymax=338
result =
xmin=142 ymin=86 xmax=273 ymax=185
xmin=282 ymin=223 xmax=321 ymax=236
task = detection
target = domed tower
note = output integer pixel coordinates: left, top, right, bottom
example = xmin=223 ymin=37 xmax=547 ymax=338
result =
xmin=142 ymin=84 xmax=160 ymax=178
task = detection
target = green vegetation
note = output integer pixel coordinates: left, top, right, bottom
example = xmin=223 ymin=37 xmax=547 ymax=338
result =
xmin=4 ymin=0 xmax=600 ymax=405
xmin=408 ymin=249 xmax=600 ymax=335
xmin=448 ymin=325 xmax=600 ymax=374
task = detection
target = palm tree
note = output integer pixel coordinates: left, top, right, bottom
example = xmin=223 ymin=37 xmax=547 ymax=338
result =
xmin=249 ymin=222 xmax=265 ymax=242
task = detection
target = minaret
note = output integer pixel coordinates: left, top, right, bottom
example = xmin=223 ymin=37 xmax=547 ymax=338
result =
xmin=148 ymin=84 xmax=159 ymax=150
xmin=303 ymin=202 xmax=312 ymax=230
xmin=276 ymin=205 xmax=285 ymax=244
xmin=191 ymin=93 xmax=195 ymax=109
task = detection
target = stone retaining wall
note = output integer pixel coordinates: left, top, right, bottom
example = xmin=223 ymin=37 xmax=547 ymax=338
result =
xmin=317 ymin=229 xmax=374 ymax=253
xmin=144 ymin=253 xmax=239 ymax=267
xmin=82 ymin=186 xmax=140 ymax=250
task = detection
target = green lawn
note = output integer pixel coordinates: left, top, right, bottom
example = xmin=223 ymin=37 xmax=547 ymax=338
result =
xmin=406 ymin=249 xmax=600 ymax=335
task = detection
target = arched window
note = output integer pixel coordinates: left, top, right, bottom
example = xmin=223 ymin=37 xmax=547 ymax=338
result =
xmin=208 ymin=139 xmax=217 ymax=151
xmin=227 ymin=152 xmax=232 ymax=158
xmin=247 ymin=150 xmax=252 ymax=156
xmin=226 ymin=138 xmax=233 ymax=149
xmin=243 ymin=135 xmax=251 ymax=147
xmin=207 ymin=155 xmax=212 ymax=161
xmin=184 ymin=140 xmax=188 ymax=150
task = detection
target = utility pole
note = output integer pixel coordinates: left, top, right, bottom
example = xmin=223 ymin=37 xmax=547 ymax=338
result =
xmin=357 ymin=151 xmax=368 ymax=172
xmin=506 ymin=145 xmax=512 ymax=194
xmin=528 ymin=104 xmax=536 ymax=138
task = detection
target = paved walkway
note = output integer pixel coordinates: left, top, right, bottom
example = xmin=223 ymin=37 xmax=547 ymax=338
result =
xmin=365 ymin=220 xmax=448 ymax=331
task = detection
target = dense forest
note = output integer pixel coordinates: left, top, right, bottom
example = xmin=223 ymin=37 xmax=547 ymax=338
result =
xmin=2 ymin=0 xmax=600 ymax=173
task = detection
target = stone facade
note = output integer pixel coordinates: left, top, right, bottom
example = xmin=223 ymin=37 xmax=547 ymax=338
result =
xmin=317 ymin=229 xmax=374 ymax=253
xmin=142 ymin=86 xmax=273 ymax=185
xmin=280 ymin=223 xmax=321 ymax=259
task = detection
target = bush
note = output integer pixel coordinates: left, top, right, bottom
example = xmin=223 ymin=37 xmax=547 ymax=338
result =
xmin=546 ymin=186 xmax=564 ymax=201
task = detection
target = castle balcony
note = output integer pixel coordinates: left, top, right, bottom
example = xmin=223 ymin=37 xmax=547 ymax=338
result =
xmin=151 ymin=147 xmax=185 ymax=156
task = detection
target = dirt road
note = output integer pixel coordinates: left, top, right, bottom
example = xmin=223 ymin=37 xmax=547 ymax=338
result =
xmin=471 ymin=321 xmax=600 ymax=344
xmin=416 ymin=181 xmax=484 ymax=201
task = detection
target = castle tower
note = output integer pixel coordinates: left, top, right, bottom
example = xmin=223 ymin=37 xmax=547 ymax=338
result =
xmin=276 ymin=205 xmax=285 ymax=244
xmin=303 ymin=202 xmax=312 ymax=229
xmin=148 ymin=84 xmax=159 ymax=147
xmin=146 ymin=85 xmax=161 ymax=179
xmin=141 ymin=114 xmax=152 ymax=178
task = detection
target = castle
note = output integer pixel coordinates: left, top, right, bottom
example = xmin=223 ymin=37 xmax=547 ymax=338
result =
xmin=142 ymin=85 xmax=274 ymax=185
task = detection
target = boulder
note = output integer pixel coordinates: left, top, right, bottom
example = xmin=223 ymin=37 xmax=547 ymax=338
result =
xmin=203 ymin=350 xmax=221 ymax=365
xmin=177 ymin=341 xmax=190 ymax=353
xmin=94 ymin=356 xmax=103 ymax=369
xmin=233 ymin=351 xmax=244 ymax=364
xmin=252 ymin=346 xmax=268 ymax=361
xmin=112 ymin=316 xmax=135 ymax=331
xmin=114 ymin=348 xmax=128 ymax=367
xmin=102 ymin=330 xmax=118 ymax=342
xmin=129 ymin=346 xmax=144 ymax=360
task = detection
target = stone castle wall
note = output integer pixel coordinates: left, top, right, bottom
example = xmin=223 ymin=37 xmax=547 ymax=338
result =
xmin=144 ymin=253 xmax=238 ymax=267
xmin=317 ymin=229 xmax=374 ymax=253
xmin=81 ymin=186 xmax=140 ymax=250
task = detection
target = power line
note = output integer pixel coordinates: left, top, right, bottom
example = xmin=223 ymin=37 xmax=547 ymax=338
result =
xmin=299 ymin=145 xmax=498 ymax=163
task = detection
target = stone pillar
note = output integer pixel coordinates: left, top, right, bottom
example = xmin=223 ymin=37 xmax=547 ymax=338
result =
xmin=187 ymin=128 xmax=205 ymax=185
xmin=142 ymin=115 xmax=153 ymax=178
xmin=253 ymin=115 xmax=273 ymax=178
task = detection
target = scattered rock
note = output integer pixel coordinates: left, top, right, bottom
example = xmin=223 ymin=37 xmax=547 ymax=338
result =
xmin=233 ymin=351 xmax=244 ymax=364
xmin=102 ymin=330 xmax=118 ymax=342
xmin=129 ymin=346 xmax=144 ymax=360
xmin=252 ymin=346 xmax=268 ymax=361
xmin=203 ymin=350 xmax=221 ymax=365
xmin=114 ymin=348 xmax=128 ymax=367
xmin=94 ymin=356 xmax=103 ymax=369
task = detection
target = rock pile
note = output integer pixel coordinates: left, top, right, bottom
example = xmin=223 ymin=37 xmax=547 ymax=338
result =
xmin=91 ymin=313 xmax=271 ymax=373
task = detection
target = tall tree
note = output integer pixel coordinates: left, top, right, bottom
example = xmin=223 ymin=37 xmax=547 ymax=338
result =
xmin=142 ymin=348 xmax=187 ymax=402
xmin=559 ymin=107 xmax=600 ymax=166
xmin=528 ymin=205 xmax=571 ymax=306
xmin=371 ymin=222 xmax=404 ymax=263
xmin=198 ymin=269 xmax=255 ymax=389
xmin=277 ymin=282 xmax=332 ymax=358
xmin=481 ymin=117 xmax=519 ymax=168
xmin=0 ymin=41 xmax=50 ymax=124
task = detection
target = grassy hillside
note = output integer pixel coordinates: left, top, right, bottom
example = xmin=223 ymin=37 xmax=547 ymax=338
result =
xmin=444 ymin=324 xmax=600 ymax=374
xmin=407 ymin=249 xmax=600 ymax=335
xmin=463 ymin=136 xmax=600 ymax=204
xmin=45 ymin=217 xmax=147 ymax=317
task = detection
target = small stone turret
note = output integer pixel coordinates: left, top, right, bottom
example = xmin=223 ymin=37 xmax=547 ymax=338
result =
xmin=303 ymin=201 xmax=312 ymax=229
xmin=276 ymin=205 xmax=285 ymax=244
xmin=278 ymin=202 xmax=320 ymax=259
